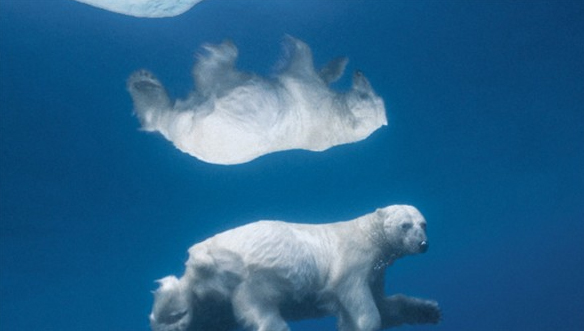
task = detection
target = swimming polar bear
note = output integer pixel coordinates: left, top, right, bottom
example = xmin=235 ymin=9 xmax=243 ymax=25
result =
xmin=127 ymin=36 xmax=387 ymax=165
xmin=150 ymin=205 xmax=440 ymax=331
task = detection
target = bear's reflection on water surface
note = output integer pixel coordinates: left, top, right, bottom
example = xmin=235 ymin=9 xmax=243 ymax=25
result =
xmin=127 ymin=36 xmax=386 ymax=165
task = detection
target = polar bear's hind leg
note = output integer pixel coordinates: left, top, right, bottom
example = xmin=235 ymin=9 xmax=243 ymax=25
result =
xmin=127 ymin=70 xmax=172 ymax=130
xmin=231 ymin=280 xmax=290 ymax=331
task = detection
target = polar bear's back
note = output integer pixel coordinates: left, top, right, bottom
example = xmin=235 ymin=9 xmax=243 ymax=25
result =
xmin=195 ymin=221 xmax=333 ymax=297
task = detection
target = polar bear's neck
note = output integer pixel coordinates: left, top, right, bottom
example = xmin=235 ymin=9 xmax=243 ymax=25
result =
xmin=355 ymin=214 xmax=398 ymax=264
xmin=356 ymin=215 xmax=385 ymax=246
xmin=355 ymin=214 xmax=389 ymax=251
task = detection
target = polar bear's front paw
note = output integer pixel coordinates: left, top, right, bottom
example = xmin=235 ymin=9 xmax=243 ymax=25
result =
xmin=410 ymin=298 xmax=441 ymax=324
xmin=384 ymin=294 xmax=441 ymax=326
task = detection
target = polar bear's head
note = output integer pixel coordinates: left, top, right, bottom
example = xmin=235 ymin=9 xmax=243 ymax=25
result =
xmin=377 ymin=205 xmax=429 ymax=256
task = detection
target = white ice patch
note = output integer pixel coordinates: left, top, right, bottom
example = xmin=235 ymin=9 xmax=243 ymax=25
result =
xmin=73 ymin=0 xmax=204 ymax=18
xmin=127 ymin=36 xmax=387 ymax=165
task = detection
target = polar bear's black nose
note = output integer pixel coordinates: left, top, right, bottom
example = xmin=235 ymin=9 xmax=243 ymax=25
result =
xmin=419 ymin=241 xmax=429 ymax=253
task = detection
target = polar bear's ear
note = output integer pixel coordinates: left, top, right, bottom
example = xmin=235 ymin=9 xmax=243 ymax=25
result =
xmin=375 ymin=208 xmax=389 ymax=220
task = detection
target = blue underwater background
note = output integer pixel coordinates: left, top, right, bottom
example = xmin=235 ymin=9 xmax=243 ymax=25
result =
xmin=1 ymin=0 xmax=583 ymax=330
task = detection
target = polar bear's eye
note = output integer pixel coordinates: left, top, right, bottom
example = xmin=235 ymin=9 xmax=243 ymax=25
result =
xmin=401 ymin=223 xmax=413 ymax=230
xmin=420 ymin=223 xmax=427 ymax=230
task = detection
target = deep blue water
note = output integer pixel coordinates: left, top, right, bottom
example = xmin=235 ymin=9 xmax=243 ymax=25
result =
xmin=1 ymin=0 xmax=583 ymax=330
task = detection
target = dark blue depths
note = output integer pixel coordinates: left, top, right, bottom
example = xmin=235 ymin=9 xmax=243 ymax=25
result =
xmin=1 ymin=1 xmax=583 ymax=330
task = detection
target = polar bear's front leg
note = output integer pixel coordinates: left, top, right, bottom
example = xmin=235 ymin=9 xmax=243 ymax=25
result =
xmin=336 ymin=282 xmax=381 ymax=331
xmin=378 ymin=294 xmax=441 ymax=328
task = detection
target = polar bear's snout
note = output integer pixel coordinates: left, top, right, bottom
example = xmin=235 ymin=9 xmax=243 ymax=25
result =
xmin=419 ymin=240 xmax=429 ymax=253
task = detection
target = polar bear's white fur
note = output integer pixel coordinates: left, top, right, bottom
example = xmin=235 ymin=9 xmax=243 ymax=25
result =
xmin=150 ymin=205 xmax=440 ymax=331
xmin=127 ymin=36 xmax=386 ymax=165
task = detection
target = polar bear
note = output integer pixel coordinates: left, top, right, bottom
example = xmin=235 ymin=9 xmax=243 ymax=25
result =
xmin=127 ymin=36 xmax=387 ymax=165
xmin=150 ymin=205 xmax=440 ymax=331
